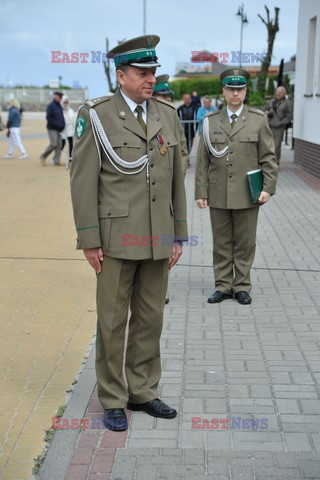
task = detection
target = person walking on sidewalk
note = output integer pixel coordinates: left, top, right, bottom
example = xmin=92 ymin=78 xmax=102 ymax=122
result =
xmin=263 ymin=86 xmax=292 ymax=164
xmin=195 ymin=68 xmax=278 ymax=305
xmin=40 ymin=91 xmax=65 ymax=166
xmin=196 ymin=95 xmax=217 ymax=134
xmin=61 ymin=95 xmax=76 ymax=169
xmin=177 ymin=93 xmax=197 ymax=155
xmin=3 ymin=98 xmax=27 ymax=159
xmin=70 ymin=35 xmax=188 ymax=432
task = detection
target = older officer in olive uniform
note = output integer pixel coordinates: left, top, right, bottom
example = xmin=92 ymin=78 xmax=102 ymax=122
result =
xmin=70 ymin=35 xmax=188 ymax=431
xmin=264 ymin=86 xmax=292 ymax=164
xmin=195 ymin=68 xmax=278 ymax=305
xmin=153 ymin=74 xmax=188 ymax=177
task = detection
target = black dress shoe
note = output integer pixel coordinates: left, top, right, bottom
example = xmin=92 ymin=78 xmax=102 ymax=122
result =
xmin=235 ymin=291 xmax=252 ymax=305
xmin=127 ymin=399 xmax=177 ymax=418
xmin=207 ymin=291 xmax=233 ymax=303
xmin=104 ymin=408 xmax=128 ymax=431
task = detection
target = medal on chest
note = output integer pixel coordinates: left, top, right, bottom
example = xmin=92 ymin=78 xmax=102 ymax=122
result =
xmin=157 ymin=134 xmax=167 ymax=155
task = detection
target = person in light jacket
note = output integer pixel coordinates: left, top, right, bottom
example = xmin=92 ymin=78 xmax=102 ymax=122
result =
xmin=61 ymin=95 xmax=76 ymax=169
xmin=3 ymin=98 xmax=27 ymax=159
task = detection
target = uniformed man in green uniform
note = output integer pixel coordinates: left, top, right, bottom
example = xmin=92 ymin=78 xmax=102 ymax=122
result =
xmin=153 ymin=74 xmax=188 ymax=177
xmin=153 ymin=74 xmax=188 ymax=305
xmin=70 ymin=35 xmax=188 ymax=431
xmin=195 ymin=68 xmax=278 ymax=305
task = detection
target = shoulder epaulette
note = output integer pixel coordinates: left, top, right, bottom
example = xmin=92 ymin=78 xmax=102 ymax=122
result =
xmin=84 ymin=96 xmax=111 ymax=108
xmin=207 ymin=109 xmax=220 ymax=117
xmin=248 ymin=107 xmax=264 ymax=116
xmin=152 ymin=96 xmax=175 ymax=109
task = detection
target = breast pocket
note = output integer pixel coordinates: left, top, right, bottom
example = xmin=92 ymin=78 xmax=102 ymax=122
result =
xmin=239 ymin=133 xmax=258 ymax=157
xmin=161 ymin=135 xmax=178 ymax=170
xmin=109 ymin=135 xmax=142 ymax=162
xmin=209 ymin=133 xmax=227 ymax=156
xmin=98 ymin=201 xmax=129 ymax=253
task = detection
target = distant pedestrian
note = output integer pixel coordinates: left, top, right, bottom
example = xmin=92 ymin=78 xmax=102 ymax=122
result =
xmin=40 ymin=91 xmax=65 ymax=166
xmin=177 ymin=93 xmax=197 ymax=154
xmin=3 ymin=98 xmax=27 ymax=160
xmin=61 ymin=95 xmax=76 ymax=169
xmin=263 ymin=86 xmax=292 ymax=164
xmin=196 ymin=95 xmax=217 ymax=134
xmin=191 ymin=90 xmax=201 ymax=111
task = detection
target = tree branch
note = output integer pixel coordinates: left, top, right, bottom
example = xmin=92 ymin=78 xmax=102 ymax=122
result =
xmin=258 ymin=13 xmax=268 ymax=27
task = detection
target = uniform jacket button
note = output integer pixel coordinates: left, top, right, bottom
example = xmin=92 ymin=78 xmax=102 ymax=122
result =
xmin=149 ymin=147 xmax=153 ymax=151
xmin=152 ymin=181 xmax=155 ymax=185
xmin=108 ymin=211 xmax=111 ymax=216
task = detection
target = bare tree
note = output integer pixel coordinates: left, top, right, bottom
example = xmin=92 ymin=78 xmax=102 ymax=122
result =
xmin=258 ymin=5 xmax=280 ymax=76
xmin=103 ymin=38 xmax=126 ymax=93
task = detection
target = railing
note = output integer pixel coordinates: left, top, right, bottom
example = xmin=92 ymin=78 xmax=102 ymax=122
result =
xmin=179 ymin=119 xmax=199 ymax=154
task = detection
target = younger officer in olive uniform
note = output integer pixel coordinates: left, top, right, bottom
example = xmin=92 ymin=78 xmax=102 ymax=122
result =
xmin=195 ymin=68 xmax=278 ymax=305
xmin=70 ymin=35 xmax=187 ymax=431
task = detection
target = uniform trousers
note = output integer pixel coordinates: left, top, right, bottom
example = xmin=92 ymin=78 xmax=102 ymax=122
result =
xmin=210 ymin=207 xmax=260 ymax=294
xmin=270 ymin=126 xmax=285 ymax=164
xmin=96 ymin=255 xmax=169 ymax=409
xmin=8 ymin=127 xmax=26 ymax=155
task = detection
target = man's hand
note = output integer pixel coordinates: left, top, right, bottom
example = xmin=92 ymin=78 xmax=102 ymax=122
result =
xmin=83 ymin=247 xmax=104 ymax=273
xmin=258 ymin=191 xmax=270 ymax=204
xmin=169 ymin=242 xmax=183 ymax=270
xmin=196 ymin=198 xmax=208 ymax=209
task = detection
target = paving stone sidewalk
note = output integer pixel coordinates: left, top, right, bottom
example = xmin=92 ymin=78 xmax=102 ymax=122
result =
xmin=40 ymin=145 xmax=320 ymax=480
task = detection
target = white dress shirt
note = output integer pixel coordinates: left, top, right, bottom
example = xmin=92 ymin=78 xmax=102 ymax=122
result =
xmin=120 ymin=89 xmax=147 ymax=124
xmin=227 ymin=105 xmax=243 ymax=124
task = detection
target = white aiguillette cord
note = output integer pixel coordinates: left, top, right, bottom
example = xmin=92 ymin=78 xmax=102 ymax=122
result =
xmin=89 ymin=108 xmax=149 ymax=175
xmin=203 ymin=116 xmax=229 ymax=158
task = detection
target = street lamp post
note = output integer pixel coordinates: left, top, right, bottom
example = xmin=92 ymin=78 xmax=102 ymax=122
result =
xmin=236 ymin=4 xmax=248 ymax=67
xmin=143 ymin=0 xmax=146 ymax=35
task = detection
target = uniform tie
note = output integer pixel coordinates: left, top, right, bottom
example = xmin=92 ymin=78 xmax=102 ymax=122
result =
xmin=135 ymin=105 xmax=147 ymax=134
xmin=230 ymin=113 xmax=237 ymax=129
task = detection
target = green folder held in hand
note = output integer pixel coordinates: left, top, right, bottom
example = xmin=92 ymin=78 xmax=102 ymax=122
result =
xmin=247 ymin=169 xmax=263 ymax=203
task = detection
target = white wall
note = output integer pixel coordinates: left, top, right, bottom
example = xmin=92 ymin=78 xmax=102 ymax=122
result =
xmin=294 ymin=0 xmax=320 ymax=144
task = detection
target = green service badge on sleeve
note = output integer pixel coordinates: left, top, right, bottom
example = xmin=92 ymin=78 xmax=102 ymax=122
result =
xmin=75 ymin=116 xmax=86 ymax=138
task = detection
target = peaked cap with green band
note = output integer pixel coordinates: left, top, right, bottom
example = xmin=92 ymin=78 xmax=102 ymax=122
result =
xmin=220 ymin=68 xmax=250 ymax=88
xmin=154 ymin=74 xmax=174 ymax=95
xmin=107 ymin=35 xmax=161 ymax=68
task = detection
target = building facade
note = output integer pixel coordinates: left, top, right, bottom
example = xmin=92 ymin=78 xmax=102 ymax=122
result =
xmin=294 ymin=0 xmax=320 ymax=177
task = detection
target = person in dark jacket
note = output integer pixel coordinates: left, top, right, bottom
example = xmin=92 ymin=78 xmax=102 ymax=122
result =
xmin=177 ymin=93 xmax=197 ymax=155
xmin=263 ymin=86 xmax=292 ymax=164
xmin=3 ymin=98 xmax=27 ymax=159
xmin=40 ymin=91 xmax=65 ymax=166
xmin=191 ymin=90 xmax=201 ymax=111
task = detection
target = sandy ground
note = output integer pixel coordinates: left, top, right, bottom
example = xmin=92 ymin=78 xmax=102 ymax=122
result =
xmin=0 ymin=117 xmax=97 ymax=479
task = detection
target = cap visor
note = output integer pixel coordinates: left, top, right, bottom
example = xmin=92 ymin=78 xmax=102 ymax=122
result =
xmin=130 ymin=61 xmax=161 ymax=68
xmin=224 ymin=84 xmax=246 ymax=89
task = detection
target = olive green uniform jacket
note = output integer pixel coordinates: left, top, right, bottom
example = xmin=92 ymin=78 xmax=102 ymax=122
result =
xmin=195 ymin=105 xmax=278 ymax=208
xmin=70 ymin=90 xmax=188 ymax=258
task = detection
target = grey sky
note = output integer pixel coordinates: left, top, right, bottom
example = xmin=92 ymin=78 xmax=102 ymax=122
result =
xmin=1 ymin=0 xmax=298 ymax=97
